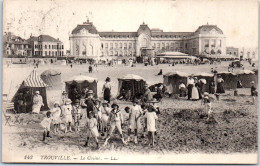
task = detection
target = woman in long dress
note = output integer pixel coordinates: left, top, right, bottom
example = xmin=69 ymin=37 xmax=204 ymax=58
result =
xmin=102 ymin=77 xmax=111 ymax=103
xmin=191 ymin=83 xmax=199 ymax=100
xmin=216 ymin=76 xmax=225 ymax=93
xmin=32 ymin=91 xmax=44 ymax=114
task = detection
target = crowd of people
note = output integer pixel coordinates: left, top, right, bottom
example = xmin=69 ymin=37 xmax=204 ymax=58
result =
xmin=40 ymin=88 xmax=161 ymax=149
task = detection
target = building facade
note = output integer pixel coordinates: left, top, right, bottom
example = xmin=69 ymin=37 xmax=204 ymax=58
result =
xmin=226 ymin=46 xmax=239 ymax=57
xmin=27 ymin=35 xmax=64 ymax=57
xmin=70 ymin=20 xmax=226 ymax=58
xmin=3 ymin=32 xmax=31 ymax=57
xmin=239 ymin=47 xmax=258 ymax=60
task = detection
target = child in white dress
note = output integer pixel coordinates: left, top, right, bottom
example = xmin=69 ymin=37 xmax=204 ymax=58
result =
xmin=51 ymin=101 xmax=62 ymax=133
xmin=84 ymin=111 xmax=99 ymax=149
xmin=41 ymin=111 xmax=52 ymax=141
xmin=62 ymin=99 xmax=73 ymax=133
xmin=144 ymin=105 xmax=158 ymax=147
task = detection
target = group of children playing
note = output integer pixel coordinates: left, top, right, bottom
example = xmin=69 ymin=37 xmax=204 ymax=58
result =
xmin=40 ymin=96 xmax=160 ymax=149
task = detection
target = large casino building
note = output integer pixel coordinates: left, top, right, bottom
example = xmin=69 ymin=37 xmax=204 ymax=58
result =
xmin=69 ymin=19 xmax=226 ymax=58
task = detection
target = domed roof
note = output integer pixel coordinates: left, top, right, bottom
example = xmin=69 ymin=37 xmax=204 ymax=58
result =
xmin=195 ymin=24 xmax=223 ymax=35
xmin=71 ymin=20 xmax=98 ymax=35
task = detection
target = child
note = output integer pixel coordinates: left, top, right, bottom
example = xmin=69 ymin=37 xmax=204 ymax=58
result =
xmin=84 ymin=111 xmax=99 ymax=149
xmin=202 ymin=92 xmax=213 ymax=120
xmin=101 ymin=101 xmax=111 ymax=137
xmin=51 ymin=101 xmax=62 ymax=133
xmin=93 ymin=99 xmax=103 ymax=131
xmin=72 ymin=99 xmax=83 ymax=131
xmin=62 ymin=99 xmax=73 ymax=133
xmin=103 ymin=101 xmax=127 ymax=146
xmin=127 ymin=100 xmax=143 ymax=144
xmin=144 ymin=104 xmax=158 ymax=147
xmin=41 ymin=111 xmax=52 ymax=141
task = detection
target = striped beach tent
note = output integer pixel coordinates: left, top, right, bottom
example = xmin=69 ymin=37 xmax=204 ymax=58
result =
xmin=12 ymin=69 xmax=49 ymax=112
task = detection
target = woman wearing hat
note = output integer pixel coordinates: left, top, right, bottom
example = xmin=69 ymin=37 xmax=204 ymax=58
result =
xmin=104 ymin=101 xmax=127 ymax=146
xmin=32 ymin=91 xmax=44 ymax=114
xmin=216 ymin=75 xmax=225 ymax=94
xmin=51 ymin=101 xmax=62 ymax=133
xmin=102 ymin=77 xmax=112 ymax=103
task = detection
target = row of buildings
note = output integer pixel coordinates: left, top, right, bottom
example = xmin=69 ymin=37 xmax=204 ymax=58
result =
xmin=3 ymin=32 xmax=64 ymax=57
xmin=3 ymin=20 xmax=258 ymax=60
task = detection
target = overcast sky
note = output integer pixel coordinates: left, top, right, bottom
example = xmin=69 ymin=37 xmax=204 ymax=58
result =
xmin=3 ymin=0 xmax=258 ymax=50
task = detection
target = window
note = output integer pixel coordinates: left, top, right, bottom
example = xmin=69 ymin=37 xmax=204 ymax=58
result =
xmin=62 ymin=51 xmax=64 ymax=56
xmin=101 ymin=43 xmax=104 ymax=48
xmin=110 ymin=43 xmax=113 ymax=49
xmin=49 ymin=51 xmax=51 ymax=56
xmin=35 ymin=45 xmax=37 ymax=49
xmin=52 ymin=51 xmax=54 ymax=56
xmin=49 ymin=45 xmax=51 ymax=49
xmin=62 ymin=45 xmax=64 ymax=49
xmin=45 ymin=51 xmax=47 ymax=56
xmin=119 ymin=43 xmax=122 ymax=48
xmin=45 ymin=45 xmax=47 ymax=49
xmin=162 ymin=43 xmax=165 ymax=49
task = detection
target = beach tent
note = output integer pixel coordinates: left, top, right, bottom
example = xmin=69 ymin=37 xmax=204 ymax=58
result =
xmin=163 ymin=71 xmax=189 ymax=94
xmin=193 ymin=72 xmax=214 ymax=92
xmin=61 ymin=60 xmax=67 ymax=66
xmin=12 ymin=69 xmax=49 ymax=112
xmin=237 ymin=70 xmax=257 ymax=88
xmin=65 ymin=75 xmax=98 ymax=98
xmin=217 ymin=71 xmax=238 ymax=90
xmin=40 ymin=69 xmax=62 ymax=90
xmin=118 ymin=74 xmax=146 ymax=99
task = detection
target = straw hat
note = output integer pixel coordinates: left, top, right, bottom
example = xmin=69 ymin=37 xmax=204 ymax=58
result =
xmin=111 ymin=101 xmax=119 ymax=108
xmin=87 ymin=90 xmax=94 ymax=94
xmin=147 ymin=98 xmax=159 ymax=103
xmin=35 ymin=91 xmax=40 ymax=94
xmin=54 ymin=101 xmax=60 ymax=105
xmin=251 ymin=81 xmax=255 ymax=84
xmin=65 ymin=99 xmax=72 ymax=104
xmin=74 ymin=99 xmax=80 ymax=103
xmin=203 ymin=92 xmax=209 ymax=96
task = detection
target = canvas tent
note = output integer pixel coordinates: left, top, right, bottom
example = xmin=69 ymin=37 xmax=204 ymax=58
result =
xmin=217 ymin=71 xmax=238 ymax=90
xmin=193 ymin=72 xmax=214 ymax=92
xmin=118 ymin=74 xmax=146 ymax=99
xmin=163 ymin=71 xmax=189 ymax=94
xmin=40 ymin=69 xmax=62 ymax=90
xmin=65 ymin=75 xmax=98 ymax=98
xmin=237 ymin=70 xmax=257 ymax=88
xmin=12 ymin=69 xmax=49 ymax=112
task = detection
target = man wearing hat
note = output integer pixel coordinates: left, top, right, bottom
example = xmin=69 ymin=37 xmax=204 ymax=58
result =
xmin=72 ymin=99 xmax=83 ymax=131
xmin=84 ymin=90 xmax=96 ymax=118
xmin=103 ymin=101 xmax=127 ymax=146
xmin=32 ymin=91 xmax=44 ymax=114
xmin=143 ymin=84 xmax=153 ymax=103
xmin=62 ymin=99 xmax=73 ymax=133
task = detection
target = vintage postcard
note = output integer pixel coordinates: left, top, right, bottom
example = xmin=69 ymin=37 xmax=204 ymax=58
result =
xmin=2 ymin=0 xmax=258 ymax=164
